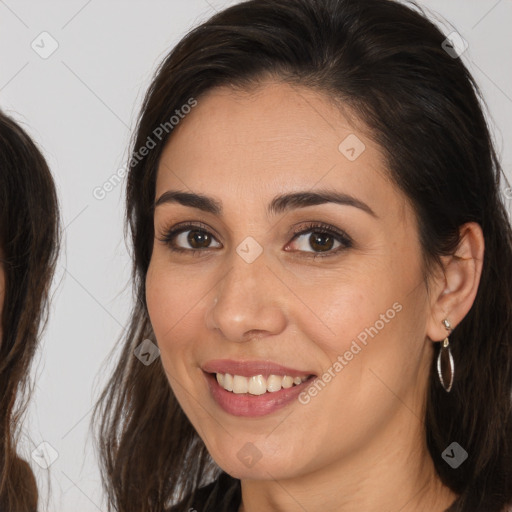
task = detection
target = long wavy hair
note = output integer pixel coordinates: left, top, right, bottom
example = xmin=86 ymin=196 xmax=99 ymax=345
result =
xmin=94 ymin=1 xmax=512 ymax=510
xmin=0 ymin=110 xmax=60 ymax=511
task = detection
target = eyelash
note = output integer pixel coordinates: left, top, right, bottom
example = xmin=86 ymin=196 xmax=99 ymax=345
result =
xmin=158 ymin=221 xmax=353 ymax=259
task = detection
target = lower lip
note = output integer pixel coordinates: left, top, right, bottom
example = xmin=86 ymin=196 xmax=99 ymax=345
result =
xmin=204 ymin=371 xmax=316 ymax=417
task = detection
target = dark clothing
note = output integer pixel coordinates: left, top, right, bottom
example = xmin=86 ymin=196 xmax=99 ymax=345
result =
xmin=169 ymin=472 xmax=241 ymax=512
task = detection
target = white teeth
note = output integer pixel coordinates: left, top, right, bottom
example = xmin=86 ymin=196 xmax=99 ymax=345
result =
xmin=233 ymin=375 xmax=248 ymax=394
xmin=266 ymin=374 xmax=283 ymax=392
xmin=224 ymin=373 xmax=234 ymax=392
xmin=248 ymin=375 xmax=267 ymax=395
xmin=215 ymin=373 xmax=310 ymax=395
xmin=282 ymin=376 xmax=294 ymax=389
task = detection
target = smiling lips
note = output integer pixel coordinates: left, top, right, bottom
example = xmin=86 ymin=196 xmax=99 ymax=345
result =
xmin=202 ymin=359 xmax=316 ymax=396
xmin=216 ymin=373 xmax=310 ymax=395
xmin=202 ymin=359 xmax=317 ymax=416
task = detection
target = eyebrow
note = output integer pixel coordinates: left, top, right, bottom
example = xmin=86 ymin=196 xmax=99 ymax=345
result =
xmin=154 ymin=189 xmax=377 ymax=218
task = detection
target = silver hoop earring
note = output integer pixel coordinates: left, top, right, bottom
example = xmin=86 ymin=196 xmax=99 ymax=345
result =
xmin=437 ymin=319 xmax=454 ymax=392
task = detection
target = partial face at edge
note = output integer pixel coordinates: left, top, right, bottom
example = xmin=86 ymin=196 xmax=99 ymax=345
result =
xmin=145 ymin=81 xmax=435 ymax=480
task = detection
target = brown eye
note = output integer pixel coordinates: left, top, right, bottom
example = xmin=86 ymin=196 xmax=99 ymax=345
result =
xmin=159 ymin=224 xmax=222 ymax=252
xmin=286 ymin=222 xmax=353 ymax=257
xmin=187 ymin=230 xmax=213 ymax=249
xmin=289 ymin=230 xmax=343 ymax=254
xmin=308 ymin=232 xmax=335 ymax=252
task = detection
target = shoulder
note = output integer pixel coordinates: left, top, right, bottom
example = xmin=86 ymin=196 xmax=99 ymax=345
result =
xmin=167 ymin=472 xmax=241 ymax=512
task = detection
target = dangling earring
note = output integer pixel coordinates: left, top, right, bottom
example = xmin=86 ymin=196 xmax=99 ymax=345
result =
xmin=437 ymin=318 xmax=454 ymax=392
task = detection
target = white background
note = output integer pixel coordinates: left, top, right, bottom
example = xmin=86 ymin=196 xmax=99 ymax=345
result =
xmin=1 ymin=1 xmax=511 ymax=510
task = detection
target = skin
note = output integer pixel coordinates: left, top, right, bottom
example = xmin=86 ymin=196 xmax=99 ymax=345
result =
xmin=145 ymin=81 xmax=484 ymax=512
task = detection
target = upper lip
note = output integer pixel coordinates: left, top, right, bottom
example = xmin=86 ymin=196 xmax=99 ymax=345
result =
xmin=202 ymin=359 xmax=316 ymax=378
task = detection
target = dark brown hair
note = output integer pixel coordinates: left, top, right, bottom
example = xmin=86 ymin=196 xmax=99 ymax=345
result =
xmin=0 ymin=110 xmax=60 ymax=511
xmin=94 ymin=1 xmax=512 ymax=510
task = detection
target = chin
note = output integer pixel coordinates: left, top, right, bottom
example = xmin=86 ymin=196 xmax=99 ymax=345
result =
xmin=208 ymin=440 xmax=308 ymax=481
xmin=216 ymin=458 xmax=298 ymax=481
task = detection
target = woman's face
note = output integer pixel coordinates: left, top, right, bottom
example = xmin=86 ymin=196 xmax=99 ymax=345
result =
xmin=146 ymin=81 xmax=438 ymax=480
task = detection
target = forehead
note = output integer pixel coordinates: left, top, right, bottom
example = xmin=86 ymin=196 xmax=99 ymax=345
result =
xmin=156 ymin=81 xmax=404 ymax=218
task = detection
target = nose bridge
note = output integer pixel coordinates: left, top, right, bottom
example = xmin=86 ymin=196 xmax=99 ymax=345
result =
xmin=205 ymin=246 xmax=287 ymax=342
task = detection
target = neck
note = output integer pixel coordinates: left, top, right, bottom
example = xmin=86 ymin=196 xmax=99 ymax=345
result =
xmin=238 ymin=409 xmax=458 ymax=512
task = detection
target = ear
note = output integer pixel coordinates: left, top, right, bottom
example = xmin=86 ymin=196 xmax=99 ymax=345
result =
xmin=426 ymin=222 xmax=485 ymax=341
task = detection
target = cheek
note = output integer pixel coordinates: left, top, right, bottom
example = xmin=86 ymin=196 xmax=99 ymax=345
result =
xmin=282 ymin=263 xmax=395 ymax=358
xmin=145 ymin=259 xmax=206 ymax=414
xmin=291 ymin=252 xmax=425 ymax=388
xmin=145 ymin=257 xmax=209 ymax=362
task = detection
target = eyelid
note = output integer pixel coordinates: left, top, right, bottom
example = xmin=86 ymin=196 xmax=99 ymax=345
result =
xmin=158 ymin=220 xmax=353 ymax=256
xmin=285 ymin=221 xmax=353 ymax=257
xmin=158 ymin=221 xmax=218 ymax=241
xmin=288 ymin=221 xmax=352 ymax=242
xmin=157 ymin=221 xmax=221 ymax=251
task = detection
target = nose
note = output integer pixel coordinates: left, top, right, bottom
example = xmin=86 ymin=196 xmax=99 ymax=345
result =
xmin=204 ymin=251 xmax=287 ymax=343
